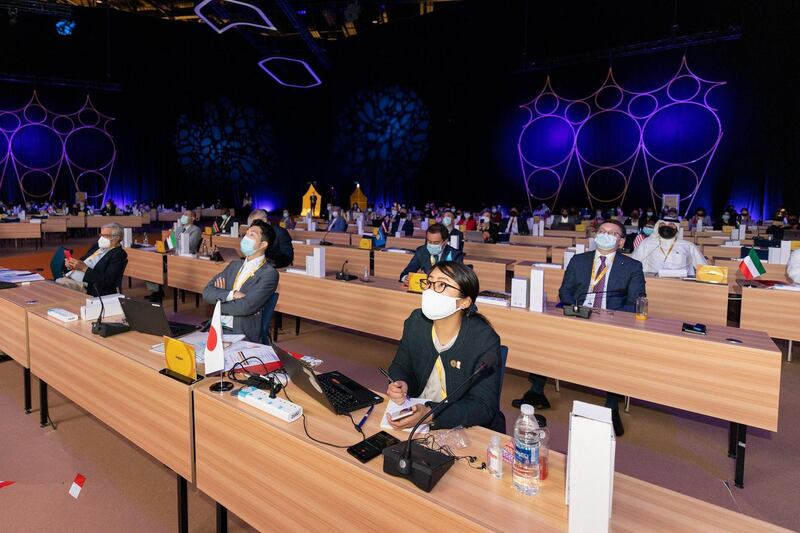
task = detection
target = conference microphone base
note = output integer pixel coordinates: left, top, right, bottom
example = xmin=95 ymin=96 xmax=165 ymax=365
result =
xmin=563 ymin=305 xmax=592 ymax=319
xmin=382 ymin=441 xmax=455 ymax=492
xmin=335 ymin=273 xmax=358 ymax=281
xmin=91 ymin=322 xmax=131 ymax=338
xmin=319 ymin=241 xmax=333 ymax=246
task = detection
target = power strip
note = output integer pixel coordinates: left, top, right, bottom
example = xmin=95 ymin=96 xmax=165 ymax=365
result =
xmin=47 ymin=307 xmax=79 ymax=323
xmin=236 ymin=386 xmax=302 ymax=422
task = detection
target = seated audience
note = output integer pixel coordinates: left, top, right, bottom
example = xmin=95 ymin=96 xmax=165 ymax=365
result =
xmin=513 ymin=220 xmax=644 ymax=436
xmin=688 ymin=207 xmax=712 ymax=229
xmin=440 ymin=209 xmax=463 ymax=249
xmin=478 ymin=209 xmax=499 ymax=243
xmin=248 ymin=209 xmax=294 ymax=268
xmin=100 ymin=200 xmax=116 ymax=216
xmin=387 ymin=261 xmax=505 ymax=432
xmin=178 ymin=209 xmax=202 ymax=253
xmin=399 ymin=223 xmax=464 ymax=282
xmin=502 ymin=207 xmax=524 ymax=235
xmin=328 ymin=207 xmax=348 ymax=232
xmin=56 ymin=223 xmax=127 ymax=296
xmin=463 ymin=211 xmax=477 ymax=231
xmin=631 ymin=219 xmax=707 ymax=275
xmin=391 ymin=209 xmax=414 ymax=236
xmin=202 ymin=220 xmax=278 ymax=342
xmin=214 ymin=208 xmax=234 ymax=234
xmin=281 ymin=209 xmax=295 ymax=229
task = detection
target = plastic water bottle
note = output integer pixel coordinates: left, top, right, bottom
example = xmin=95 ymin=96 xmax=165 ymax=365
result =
xmin=512 ymin=404 xmax=541 ymax=495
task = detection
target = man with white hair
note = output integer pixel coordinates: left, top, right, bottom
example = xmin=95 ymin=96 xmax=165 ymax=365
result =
xmin=56 ymin=223 xmax=128 ymax=295
xmin=631 ymin=218 xmax=707 ymax=275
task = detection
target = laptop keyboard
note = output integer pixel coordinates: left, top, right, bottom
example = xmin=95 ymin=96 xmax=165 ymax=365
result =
xmin=317 ymin=374 xmax=360 ymax=411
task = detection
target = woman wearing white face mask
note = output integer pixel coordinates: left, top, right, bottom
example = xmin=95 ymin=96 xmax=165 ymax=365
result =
xmin=56 ymin=223 xmax=128 ymax=296
xmin=477 ymin=209 xmax=499 ymax=243
xmin=386 ymin=262 xmax=505 ymax=433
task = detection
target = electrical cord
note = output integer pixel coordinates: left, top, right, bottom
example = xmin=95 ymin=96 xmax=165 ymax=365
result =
xmin=415 ymin=434 xmax=486 ymax=471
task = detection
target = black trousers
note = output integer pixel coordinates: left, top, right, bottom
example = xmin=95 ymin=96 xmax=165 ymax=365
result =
xmin=527 ymin=373 xmax=622 ymax=408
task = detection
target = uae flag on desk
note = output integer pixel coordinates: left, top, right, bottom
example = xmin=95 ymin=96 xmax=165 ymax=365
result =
xmin=165 ymin=230 xmax=177 ymax=251
xmin=739 ymin=248 xmax=766 ymax=280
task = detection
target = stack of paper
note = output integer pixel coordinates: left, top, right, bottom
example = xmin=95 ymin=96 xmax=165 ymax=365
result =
xmin=0 ymin=270 xmax=45 ymax=283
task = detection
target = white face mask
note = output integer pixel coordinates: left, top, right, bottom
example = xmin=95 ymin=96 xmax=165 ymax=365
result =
xmin=98 ymin=236 xmax=111 ymax=249
xmin=421 ymin=289 xmax=460 ymax=321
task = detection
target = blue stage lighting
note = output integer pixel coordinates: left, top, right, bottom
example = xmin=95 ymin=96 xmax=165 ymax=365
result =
xmin=56 ymin=19 xmax=76 ymax=36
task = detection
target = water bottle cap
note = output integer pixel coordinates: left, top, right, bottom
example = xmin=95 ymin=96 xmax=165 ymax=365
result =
xmin=520 ymin=404 xmax=535 ymax=416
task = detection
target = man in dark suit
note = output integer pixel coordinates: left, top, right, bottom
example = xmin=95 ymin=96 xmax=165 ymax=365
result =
xmin=214 ymin=208 xmax=234 ymax=234
xmin=391 ymin=209 xmax=414 ymax=237
xmin=512 ymin=219 xmax=645 ymax=436
xmin=203 ymin=220 xmax=279 ymax=342
xmin=56 ymin=223 xmax=128 ymax=296
xmin=399 ymin=223 xmax=464 ymax=282
xmin=247 ymin=209 xmax=294 ymax=269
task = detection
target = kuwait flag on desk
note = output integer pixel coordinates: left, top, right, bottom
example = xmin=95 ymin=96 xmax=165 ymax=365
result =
xmin=165 ymin=230 xmax=177 ymax=251
xmin=739 ymin=248 xmax=766 ymax=280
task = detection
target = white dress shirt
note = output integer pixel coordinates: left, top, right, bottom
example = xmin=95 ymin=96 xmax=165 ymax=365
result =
xmin=788 ymin=249 xmax=800 ymax=284
xmin=583 ymin=251 xmax=615 ymax=309
xmin=221 ymin=256 xmax=265 ymax=329
xmin=67 ymin=247 xmax=111 ymax=284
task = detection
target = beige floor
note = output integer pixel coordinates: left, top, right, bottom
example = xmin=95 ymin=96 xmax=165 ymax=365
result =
xmin=0 ymin=278 xmax=798 ymax=531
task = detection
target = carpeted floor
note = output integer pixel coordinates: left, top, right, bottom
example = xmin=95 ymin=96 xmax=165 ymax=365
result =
xmin=1 ymin=244 xmax=798 ymax=531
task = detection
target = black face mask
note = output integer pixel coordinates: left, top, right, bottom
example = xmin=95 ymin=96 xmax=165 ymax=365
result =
xmin=658 ymin=225 xmax=678 ymax=239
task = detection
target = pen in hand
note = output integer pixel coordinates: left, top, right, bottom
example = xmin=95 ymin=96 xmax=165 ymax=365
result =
xmin=380 ymin=367 xmax=408 ymax=403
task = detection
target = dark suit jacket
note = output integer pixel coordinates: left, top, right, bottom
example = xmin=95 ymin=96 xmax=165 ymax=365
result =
xmin=202 ymin=259 xmax=279 ymax=342
xmin=559 ymin=251 xmax=645 ymax=312
xmin=81 ymin=244 xmax=128 ymax=296
xmin=215 ymin=215 xmax=233 ymax=234
xmin=328 ymin=216 xmax=348 ymax=232
xmin=265 ymin=224 xmax=294 ymax=268
xmin=391 ymin=218 xmax=414 ymax=237
xmin=389 ymin=309 xmax=504 ymax=432
xmin=399 ymin=244 xmax=464 ymax=280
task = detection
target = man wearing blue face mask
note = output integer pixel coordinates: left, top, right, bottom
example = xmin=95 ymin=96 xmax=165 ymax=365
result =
xmin=513 ymin=219 xmax=645 ymax=437
xmin=203 ymin=220 xmax=278 ymax=342
xmin=440 ymin=210 xmax=464 ymax=251
xmin=177 ymin=209 xmax=202 ymax=254
xmin=399 ymin=223 xmax=464 ymax=283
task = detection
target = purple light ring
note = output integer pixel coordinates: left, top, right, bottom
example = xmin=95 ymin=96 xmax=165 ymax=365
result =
xmin=666 ymin=75 xmax=702 ymax=102
xmin=564 ymin=100 xmax=592 ymax=124
xmin=0 ymin=112 xmax=21 ymax=133
xmin=52 ymin=115 xmax=75 ymax=135
xmin=525 ymin=167 xmax=563 ymax=201
xmin=534 ymin=93 xmax=560 ymax=115
xmin=63 ymin=126 xmax=117 ymax=171
xmin=77 ymin=109 xmax=102 ymax=128
xmin=702 ymin=82 xmax=727 ymax=111
xmin=649 ymin=164 xmax=699 ymax=201
xmin=8 ymin=124 xmax=66 ymax=172
xmin=574 ymin=109 xmax=643 ymax=168
xmin=19 ymin=169 xmax=57 ymax=199
xmin=257 ymin=57 xmax=321 ymax=88
xmin=584 ymin=166 xmax=629 ymax=203
xmin=594 ymin=85 xmax=624 ymax=111
xmin=75 ymin=170 xmax=110 ymax=199
xmin=640 ymin=101 xmax=722 ymax=166
xmin=627 ymin=93 xmax=659 ymax=120
xmin=195 ymin=0 xmax=277 ymax=34
xmin=517 ymin=115 xmax=577 ymax=169
xmin=23 ymin=104 xmax=47 ymax=125
xmin=0 ymin=129 xmax=8 ymax=162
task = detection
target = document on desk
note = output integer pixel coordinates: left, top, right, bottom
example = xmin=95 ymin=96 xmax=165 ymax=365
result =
xmin=0 ymin=271 xmax=45 ymax=283
xmin=150 ymin=331 xmax=245 ymax=355
xmin=380 ymin=397 xmax=430 ymax=433
xmin=771 ymin=284 xmax=800 ymax=292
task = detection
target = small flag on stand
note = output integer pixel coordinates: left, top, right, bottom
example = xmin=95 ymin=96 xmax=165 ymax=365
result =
xmin=165 ymin=230 xmax=177 ymax=251
xmin=739 ymin=248 xmax=766 ymax=280
xmin=68 ymin=474 xmax=86 ymax=499
xmin=212 ymin=220 xmax=220 ymax=233
xmin=204 ymin=300 xmax=224 ymax=375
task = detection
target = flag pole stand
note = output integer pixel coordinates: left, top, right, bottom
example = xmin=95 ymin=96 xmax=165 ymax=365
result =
xmin=209 ymin=372 xmax=233 ymax=393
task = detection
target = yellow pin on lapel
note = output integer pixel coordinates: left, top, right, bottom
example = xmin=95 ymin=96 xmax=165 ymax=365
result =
xmin=450 ymin=360 xmax=461 ymax=369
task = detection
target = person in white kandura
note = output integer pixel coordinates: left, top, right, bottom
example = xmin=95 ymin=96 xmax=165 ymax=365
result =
xmin=787 ymin=248 xmax=800 ymax=284
xmin=631 ymin=218 xmax=707 ymax=275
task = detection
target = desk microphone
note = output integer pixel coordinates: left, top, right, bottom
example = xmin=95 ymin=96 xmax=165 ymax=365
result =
xmin=382 ymin=359 xmax=493 ymax=492
xmin=319 ymin=223 xmax=334 ymax=246
xmin=335 ymin=260 xmax=357 ymax=281
xmin=564 ymin=288 xmax=628 ymax=319
xmin=91 ymin=285 xmax=129 ymax=337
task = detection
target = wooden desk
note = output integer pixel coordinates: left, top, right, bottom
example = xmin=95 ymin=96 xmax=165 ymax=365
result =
xmin=374 ymin=249 xmax=416 ymax=280
xmin=158 ymin=211 xmax=181 ymax=223
xmin=194 ymin=384 xmax=785 ymax=533
xmin=464 ymin=242 xmax=549 ymax=264
xmin=166 ymin=254 xmax=227 ymax=312
xmin=85 ymin=215 xmax=143 ymax=228
xmin=0 ymin=222 xmax=42 ymax=240
xmin=697 ymin=236 xmax=754 ymax=247
xmin=713 ymin=258 xmax=791 ymax=295
xmin=210 ymin=234 xmax=241 ymax=250
xmin=740 ymin=286 xmax=800 ymax=361
xmin=289 ymin=229 xmax=352 ymax=246
xmin=41 ymin=217 xmax=67 ymax=234
xmin=703 ymin=245 xmax=743 ymax=260
xmin=385 ymin=236 xmax=424 ymax=249
xmin=124 ymin=247 xmax=166 ymax=285
xmin=545 ymin=229 xmax=587 ymax=239
xmin=511 ymin=235 xmax=574 ymax=248
xmin=66 ymin=215 xmax=86 ymax=228
xmin=510 ymin=264 xmax=729 ymax=326
xmin=466 ymin=256 xmax=514 ymax=292
xmin=293 ymin=243 xmax=370 ymax=275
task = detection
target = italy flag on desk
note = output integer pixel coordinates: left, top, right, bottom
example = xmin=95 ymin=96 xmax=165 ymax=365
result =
xmin=165 ymin=230 xmax=177 ymax=251
xmin=739 ymin=249 xmax=766 ymax=280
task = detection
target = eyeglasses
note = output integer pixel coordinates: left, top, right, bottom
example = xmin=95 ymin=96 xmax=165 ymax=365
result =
xmin=419 ymin=278 xmax=462 ymax=294
xmin=596 ymin=230 xmax=623 ymax=238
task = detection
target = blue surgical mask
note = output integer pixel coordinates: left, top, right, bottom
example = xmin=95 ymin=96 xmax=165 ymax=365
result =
xmin=643 ymin=227 xmax=654 ymax=236
xmin=180 ymin=215 xmax=189 ymax=225
xmin=594 ymin=233 xmax=618 ymax=250
xmin=442 ymin=216 xmax=452 ymax=226
xmin=427 ymin=243 xmax=443 ymax=256
xmin=240 ymin=236 xmax=258 ymax=256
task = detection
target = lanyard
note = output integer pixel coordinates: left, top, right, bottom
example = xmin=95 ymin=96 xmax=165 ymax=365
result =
xmin=590 ymin=260 xmax=609 ymax=289
xmin=659 ymin=241 xmax=676 ymax=259
xmin=430 ymin=328 xmax=449 ymax=400
xmin=233 ymin=257 xmax=265 ymax=291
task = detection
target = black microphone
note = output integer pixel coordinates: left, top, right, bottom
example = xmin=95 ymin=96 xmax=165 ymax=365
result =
xmin=335 ymin=259 xmax=356 ymax=281
xmin=319 ymin=224 xmax=334 ymax=246
xmin=91 ymin=285 xmax=129 ymax=337
xmin=382 ymin=358 xmax=495 ymax=492
xmin=564 ymin=288 xmax=628 ymax=319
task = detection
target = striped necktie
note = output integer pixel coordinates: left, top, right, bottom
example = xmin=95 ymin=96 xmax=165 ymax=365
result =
xmin=591 ymin=255 xmax=607 ymax=309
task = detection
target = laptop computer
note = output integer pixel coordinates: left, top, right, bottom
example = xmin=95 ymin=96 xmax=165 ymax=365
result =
xmin=120 ymin=299 xmax=199 ymax=338
xmin=783 ymin=229 xmax=800 ymax=241
xmin=465 ymin=230 xmax=484 ymax=242
xmin=274 ymin=346 xmax=382 ymax=415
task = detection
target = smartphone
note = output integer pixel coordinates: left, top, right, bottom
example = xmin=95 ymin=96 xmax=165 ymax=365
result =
xmin=390 ymin=407 xmax=415 ymax=422
xmin=347 ymin=431 xmax=401 ymax=463
xmin=64 ymin=250 xmax=72 ymax=260
xmin=682 ymin=322 xmax=707 ymax=336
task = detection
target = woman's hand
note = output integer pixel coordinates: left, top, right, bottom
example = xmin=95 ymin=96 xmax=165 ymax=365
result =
xmin=387 ymin=404 xmax=431 ymax=430
xmin=387 ymin=380 xmax=408 ymax=404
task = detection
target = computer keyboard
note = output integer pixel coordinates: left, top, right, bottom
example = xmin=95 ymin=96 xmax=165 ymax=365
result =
xmin=317 ymin=374 xmax=359 ymax=410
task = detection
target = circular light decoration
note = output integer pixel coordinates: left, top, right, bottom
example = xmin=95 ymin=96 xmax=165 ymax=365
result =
xmin=0 ymin=91 xmax=116 ymax=202
xmin=173 ymin=97 xmax=275 ymax=187
xmin=334 ymin=86 xmax=430 ymax=201
xmin=517 ymin=56 xmax=725 ymax=215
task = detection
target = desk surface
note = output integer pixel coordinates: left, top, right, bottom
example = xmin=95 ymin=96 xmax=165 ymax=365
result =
xmin=167 ymin=254 xmax=227 ymax=294
xmin=26 ymin=303 xmax=197 ymax=481
xmin=275 ymin=271 xmax=781 ymax=430
xmin=0 ymin=222 xmax=42 ymax=238
xmin=740 ymin=286 xmax=800 ymax=341
xmin=0 ymin=282 xmax=86 ymax=367
xmin=194 ymin=383 xmax=785 ymax=532
xmin=124 ymin=247 xmax=166 ymax=285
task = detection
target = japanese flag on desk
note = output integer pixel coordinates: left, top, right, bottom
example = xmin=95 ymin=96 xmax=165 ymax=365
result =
xmin=204 ymin=301 xmax=224 ymax=374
